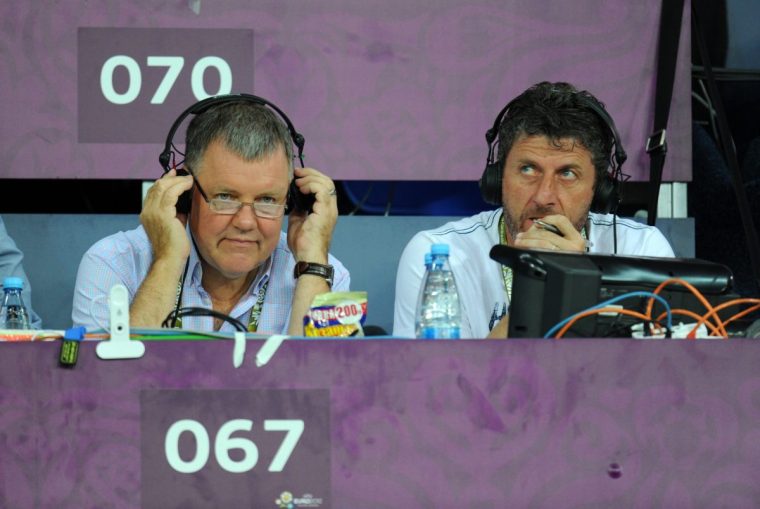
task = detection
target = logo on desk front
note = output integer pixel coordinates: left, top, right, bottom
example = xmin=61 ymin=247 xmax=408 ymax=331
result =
xmin=276 ymin=490 xmax=324 ymax=508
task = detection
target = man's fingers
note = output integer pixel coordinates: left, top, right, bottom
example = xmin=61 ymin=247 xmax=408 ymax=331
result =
xmin=293 ymin=167 xmax=336 ymax=198
xmin=146 ymin=174 xmax=194 ymax=210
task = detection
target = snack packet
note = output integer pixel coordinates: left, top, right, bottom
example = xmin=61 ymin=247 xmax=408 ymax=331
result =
xmin=304 ymin=291 xmax=368 ymax=337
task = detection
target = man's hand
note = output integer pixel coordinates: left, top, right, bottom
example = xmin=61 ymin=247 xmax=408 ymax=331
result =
xmin=130 ymin=169 xmax=194 ymax=328
xmin=514 ymin=214 xmax=586 ymax=253
xmin=487 ymin=314 xmax=510 ymax=339
xmin=140 ymin=168 xmax=194 ymax=263
xmin=286 ymin=167 xmax=338 ymax=265
xmin=285 ymin=167 xmax=339 ymax=335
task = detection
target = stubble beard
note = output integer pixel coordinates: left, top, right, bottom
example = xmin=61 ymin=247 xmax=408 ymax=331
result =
xmin=501 ymin=203 xmax=591 ymax=244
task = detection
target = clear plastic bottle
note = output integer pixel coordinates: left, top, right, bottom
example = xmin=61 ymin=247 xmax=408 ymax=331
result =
xmin=1 ymin=276 xmax=31 ymax=329
xmin=413 ymin=252 xmax=433 ymax=338
xmin=416 ymin=244 xmax=462 ymax=339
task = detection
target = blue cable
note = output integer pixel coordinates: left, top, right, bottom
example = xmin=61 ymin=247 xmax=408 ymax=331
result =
xmin=543 ymin=291 xmax=673 ymax=338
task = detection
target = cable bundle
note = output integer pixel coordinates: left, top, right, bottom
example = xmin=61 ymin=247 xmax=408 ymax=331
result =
xmin=544 ymin=277 xmax=760 ymax=339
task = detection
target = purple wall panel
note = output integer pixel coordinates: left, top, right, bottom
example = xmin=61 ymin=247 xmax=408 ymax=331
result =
xmin=0 ymin=1 xmax=691 ymax=181
xmin=1 ymin=339 xmax=759 ymax=507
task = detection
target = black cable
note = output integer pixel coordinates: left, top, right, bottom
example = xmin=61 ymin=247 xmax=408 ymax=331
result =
xmin=347 ymin=182 xmax=376 ymax=215
xmin=383 ymin=182 xmax=396 ymax=216
xmin=563 ymin=309 xmax=667 ymax=338
xmin=162 ymin=306 xmax=247 ymax=332
xmin=598 ymin=311 xmax=627 ymax=338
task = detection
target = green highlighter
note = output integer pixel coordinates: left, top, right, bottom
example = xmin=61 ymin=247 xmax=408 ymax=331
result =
xmin=59 ymin=326 xmax=86 ymax=368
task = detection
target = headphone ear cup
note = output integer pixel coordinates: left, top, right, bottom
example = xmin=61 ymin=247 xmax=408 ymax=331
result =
xmin=479 ymin=161 xmax=503 ymax=205
xmin=174 ymin=168 xmax=192 ymax=214
xmin=285 ymin=179 xmax=297 ymax=214
xmin=591 ymin=173 xmax=620 ymax=214
xmin=176 ymin=191 xmax=192 ymax=214
xmin=285 ymin=178 xmax=316 ymax=214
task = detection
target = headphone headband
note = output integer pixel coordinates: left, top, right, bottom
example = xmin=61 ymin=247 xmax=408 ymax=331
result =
xmin=485 ymin=94 xmax=627 ymax=170
xmin=158 ymin=93 xmax=314 ymax=216
xmin=159 ymin=93 xmax=305 ymax=171
xmin=480 ymin=89 xmax=627 ymax=214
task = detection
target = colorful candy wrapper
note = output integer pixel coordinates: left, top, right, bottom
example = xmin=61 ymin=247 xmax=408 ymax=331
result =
xmin=304 ymin=292 xmax=368 ymax=337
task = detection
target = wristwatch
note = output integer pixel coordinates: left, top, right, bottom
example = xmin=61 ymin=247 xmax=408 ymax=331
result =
xmin=293 ymin=261 xmax=334 ymax=289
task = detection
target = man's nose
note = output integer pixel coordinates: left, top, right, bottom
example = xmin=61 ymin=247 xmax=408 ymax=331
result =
xmin=230 ymin=203 xmax=258 ymax=230
xmin=532 ymin=174 xmax=558 ymax=206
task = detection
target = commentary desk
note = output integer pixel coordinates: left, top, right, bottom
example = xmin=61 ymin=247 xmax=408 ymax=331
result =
xmin=2 ymin=339 xmax=759 ymax=508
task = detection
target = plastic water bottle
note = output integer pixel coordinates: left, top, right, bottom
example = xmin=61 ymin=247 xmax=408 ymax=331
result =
xmin=413 ymin=252 xmax=433 ymax=337
xmin=1 ymin=276 xmax=31 ymax=329
xmin=416 ymin=244 xmax=462 ymax=339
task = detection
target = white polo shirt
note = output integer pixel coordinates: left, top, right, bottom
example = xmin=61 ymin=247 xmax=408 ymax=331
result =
xmin=392 ymin=209 xmax=675 ymax=339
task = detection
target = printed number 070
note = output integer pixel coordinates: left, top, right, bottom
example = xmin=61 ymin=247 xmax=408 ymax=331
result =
xmin=164 ymin=419 xmax=305 ymax=474
xmin=100 ymin=55 xmax=232 ymax=105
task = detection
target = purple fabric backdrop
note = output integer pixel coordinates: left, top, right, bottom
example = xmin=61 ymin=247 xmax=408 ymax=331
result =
xmin=0 ymin=0 xmax=691 ymax=182
xmin=1 ymin=339 xmax=759 ymax=508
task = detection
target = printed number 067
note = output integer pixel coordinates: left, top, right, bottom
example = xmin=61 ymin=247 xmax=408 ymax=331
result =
xmin=164 ymin=419 xmax=304 ymax=474
xmin=100 ymin=55 xmax=232 ymax=105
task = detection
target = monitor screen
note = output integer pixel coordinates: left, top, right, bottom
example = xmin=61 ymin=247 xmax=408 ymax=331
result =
xmin=489 ymin=245 xmax=736 ymax=338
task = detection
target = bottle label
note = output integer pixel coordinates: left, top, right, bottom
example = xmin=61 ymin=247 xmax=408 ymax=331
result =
xmin=420 ymin=326 xmax=461 ymax=340
xmin=3 ymin=305 xmax=29 ymax=329
xmin=6 ymin=306 xmax=21 ymax=321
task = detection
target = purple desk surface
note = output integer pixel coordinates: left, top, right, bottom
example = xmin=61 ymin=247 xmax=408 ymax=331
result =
xmin=2 ymin=339 xmax=760 ymax=508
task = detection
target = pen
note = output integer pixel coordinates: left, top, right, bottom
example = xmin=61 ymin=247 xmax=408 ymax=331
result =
xmin=533 ymin=219 xmax=564 ymax=237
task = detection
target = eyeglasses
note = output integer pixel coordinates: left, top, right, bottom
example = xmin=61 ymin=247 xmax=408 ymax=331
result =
xmin=189 ymin=171 xmax=286 ymax=219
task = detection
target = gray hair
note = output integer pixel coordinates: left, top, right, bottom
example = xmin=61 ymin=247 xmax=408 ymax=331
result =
xmin=184 ymin=101 xmax=294 ymax=177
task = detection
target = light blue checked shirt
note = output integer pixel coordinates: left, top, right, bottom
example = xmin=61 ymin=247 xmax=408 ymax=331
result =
xmin=72 ymin=224 xmax=350 ymax=333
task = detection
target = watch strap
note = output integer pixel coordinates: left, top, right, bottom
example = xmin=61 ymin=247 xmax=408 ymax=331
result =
xmin=293 ymin=261 xmax=334 ymax=288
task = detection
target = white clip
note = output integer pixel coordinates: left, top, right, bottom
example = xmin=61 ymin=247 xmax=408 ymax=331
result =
xmin=96 ymin=284 xmax=145 ymax=360
xmin=255 ymin=335 xmax=288 ymax=367
xmin=233 ymin=331 xmax=246 ymax=368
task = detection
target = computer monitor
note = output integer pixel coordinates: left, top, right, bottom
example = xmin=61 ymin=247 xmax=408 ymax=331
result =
xmin=489 ymin=245 xmax=736 ymax=338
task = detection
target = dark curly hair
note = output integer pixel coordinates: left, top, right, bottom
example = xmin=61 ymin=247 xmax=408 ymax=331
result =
xmin=496 ymin=82 xmax=616 ymax=183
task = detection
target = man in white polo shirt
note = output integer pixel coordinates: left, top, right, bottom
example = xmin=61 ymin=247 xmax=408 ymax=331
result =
xmin=393 ymin=82 xmax=674 ymax=339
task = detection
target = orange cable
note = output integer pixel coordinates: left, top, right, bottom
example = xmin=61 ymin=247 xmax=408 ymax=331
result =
xmin=646 ymin=278 xmax=727 ymax=336
xmin=723 ymin=301 xmax=760 ymax=328
xmin=655 ymin=309 xmax=723 ymax=337
xmin=689 ymin=298 xmax=760 ymax=337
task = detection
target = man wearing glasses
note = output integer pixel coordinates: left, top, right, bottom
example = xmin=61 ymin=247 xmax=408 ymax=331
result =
xmin=72 ymin=100 xmax=349 ymax=334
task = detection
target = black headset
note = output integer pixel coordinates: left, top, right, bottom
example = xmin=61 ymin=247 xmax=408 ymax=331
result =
xmin=159 ymin=93 xmax=314 ymax=214
xmin=479 ymin=95 xmax=628 ymax=214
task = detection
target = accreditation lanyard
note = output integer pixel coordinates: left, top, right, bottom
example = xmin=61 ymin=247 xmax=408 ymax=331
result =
xmin=173 ymin=268 xmax=269 ymax=332
xmin=497 ymin=214 xmax=514 ymax=301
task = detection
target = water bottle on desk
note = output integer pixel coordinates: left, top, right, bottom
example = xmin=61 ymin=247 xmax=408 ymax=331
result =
xmin=413 ymin=252 xmax=433 ymax=337
xmin=416 ymin=243 xmax=462 ymax=339
xmin=1 ymin=277 xmax=31 ymax=329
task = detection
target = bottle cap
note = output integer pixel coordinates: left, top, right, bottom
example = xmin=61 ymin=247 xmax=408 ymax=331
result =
xmin=424 ymin=253 xmax=433 ymax=266
xmin=431 ymin=243 xmax=449 ymax=256
xmin=2 ymin=277 xmax=24 ymax=290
